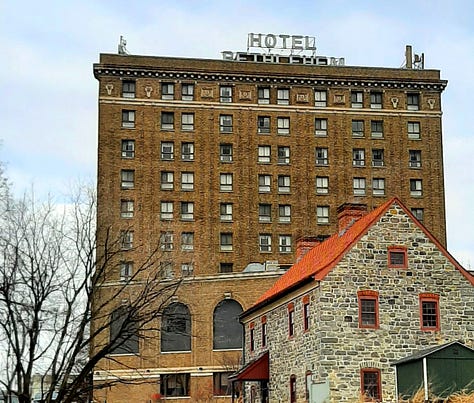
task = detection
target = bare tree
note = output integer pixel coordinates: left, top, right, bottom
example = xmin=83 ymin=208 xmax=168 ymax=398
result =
xmin=0 ymin=181 xmax=181 ymax=403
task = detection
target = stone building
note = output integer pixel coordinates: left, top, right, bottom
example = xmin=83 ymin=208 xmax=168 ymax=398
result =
xmin=235 ymin=198 xmax=474 ymax=403
xmin=92 ymin=38 xmax=449 ymax=402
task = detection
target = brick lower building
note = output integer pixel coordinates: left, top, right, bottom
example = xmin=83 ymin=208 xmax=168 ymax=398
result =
xmin=236 ymin=198 xmax=474 ymax=402
xmin=92 ymin=41 xmax=448 ymax=401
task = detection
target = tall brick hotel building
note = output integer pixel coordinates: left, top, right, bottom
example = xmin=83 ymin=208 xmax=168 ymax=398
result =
xmin=92 ymin=36 xmax=447 ymax=401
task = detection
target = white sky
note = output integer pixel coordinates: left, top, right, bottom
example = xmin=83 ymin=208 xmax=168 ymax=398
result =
xmin=1 ymin=0 xmax=473 ymax=268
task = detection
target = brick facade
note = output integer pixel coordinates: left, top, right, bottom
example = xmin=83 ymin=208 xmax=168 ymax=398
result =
xmin=240 ymin=201 xmax=474 ymax=402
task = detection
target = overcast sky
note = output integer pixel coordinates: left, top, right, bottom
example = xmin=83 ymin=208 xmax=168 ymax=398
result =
xmin=1 ymin=0 xmax=473 ymax=267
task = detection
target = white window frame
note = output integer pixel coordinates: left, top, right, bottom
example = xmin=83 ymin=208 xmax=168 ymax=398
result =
xmin=181 ymin=83 xmax=194 ymax=101
xmin=220 ymin=173 xmax=233 ymax=192
xmin=408 ymin=122 xmax=421 ymax=139
xmin=407 ymin=93 xmax=420 ymax=111
xmin=258 ymin=87 xmax=270 ymax=104
xmin=278 ymin=146 xmax=290 ymax=164
xmin=181 ymin=172 xmax=194 ymax=191
xmin=277 ymin=88 xmax=289 ymax=105
xmin=314 ymin=90 xmax=327 ymax=107
xmin=122 ymin=81 xmax=135 ymax=98
xmin=160 ymin=232 xmax=174 ymax=251
xmin=373 ymin=178 xmax=385 ymax=196
xmin=278 ymin=175 xmax=290 ymax=193
xmin=351 ymin=91 xmax=363 ymax=108
xmin=258 ymin=116 xmax=271 ymax=134
xmin=353 ymin=149 xmax=365 ymax=166
xmin=120 ymin=261 xmax=133 ymax=281
xmin=258 ymin=145 xmax=271 ymax=163
xmin=161 ymin=142 xmax=174 ymax=160
xmin=258 ymin=204 xmax=272 ymax=223
xmin=352 ymin=120 xmax=364 ymax=137
xmin=370 ymin=92 xmax=382 ymax=109
xmin=181 ymin=113 xmax=194 ymax=131
xmin=121 ymin=170 xmax=135 ymax=189
xmin=121 ymin=230 xmax=133 ymax=250
xmin=317 ymin=206 xmax=329 ymax=224
xmin=279 ymin=235 xmax=292 ymax=253
xmin=220 ymin=203 xmax=233 ymax=221
xmin=316 ymin=176 xmax=329 ymax=194
xmin=120 ymin=200 xmax=134 ymax=218
xmin=181 ymin=262 xmax=194 ymax=277
xmin=258 ymin=175 xmax=271 ymax=193
xmin=410 ymin=179 xmax=423 ymax=197
xmin=411 ymin=208 xmax=424 ymax=222
xmin=277 ymin=117 xmax=290 ymax=135
xmin=371 ymin=121 xmax=383 ymax=138
xmin=161 ymin=171 xmax=174 ymax=190
xmin=259 ymin=234 xmax=272 ymax=252
xmin=353 ymin=177 xmax=366 ymax=195
xmin=181 ymin=232 xmax=194 ymax=250
xmin=161 ymin=112 xmax=174 ymax=130
xmin=161 ymin=83 xmax=175 ymax=100
xmin=121 ymin=140 xmax=135 ymax=158
xmin=220 ymin=115 xmax=233 ymax=133
xmin=220 ymin=86 xmax=232 ymax=103
xmin=122 ymin=110 xmax=135 ymax=128
xmin=181 ymin=142 xmax=194 ymax=161
xmin=220 ymin=144 xmax=233 ymax=162
xmin=315 ymin=118 xmax=327 ymax=137
xmin=409 ymin=150 xmax=422 ymax=168
xmin=278 ymin=205 xmax=291 ymax=223
xmin=180 ymin=202 xmax=194 ymax=221
xmin=220 ymin=233 xmax=233 ymax=251
xmin=316 ymin=147 xmax=328 ymax=165
xmin=372 ymin=149 xmax=384 ymax=167
xmin=160 ymin=201 xmax=173 ymax=220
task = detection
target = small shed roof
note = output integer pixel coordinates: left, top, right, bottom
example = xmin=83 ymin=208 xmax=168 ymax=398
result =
xmin=392 ymin=341 xmax=474 ymax=366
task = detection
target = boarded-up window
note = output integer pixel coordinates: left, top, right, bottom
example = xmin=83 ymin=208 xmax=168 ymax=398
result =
xmin=161 ymin=302 xmax=191 ymax=352
xmin=109 ymin=306 xmax=139 ymax=354
xmin=213 ymin=299 xmax=243 ymax=349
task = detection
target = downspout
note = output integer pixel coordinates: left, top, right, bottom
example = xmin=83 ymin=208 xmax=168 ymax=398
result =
xmin=422 ymin=357 xmax=428 ymax=401
xmin=394 ymin=366 xmax=399 ymax=402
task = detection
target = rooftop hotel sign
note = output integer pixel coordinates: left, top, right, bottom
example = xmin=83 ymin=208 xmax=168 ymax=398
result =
xmin=247 ymin=33 xmax=316 ymax=54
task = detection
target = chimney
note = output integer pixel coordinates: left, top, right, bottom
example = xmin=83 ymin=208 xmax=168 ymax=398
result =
xmin=405 ymin=45 xmax=413 ymax=69
xmin=296 ymin=235 xmax=328 ymax=262
xmin=337 ymin=203 xmax=368 ymax=232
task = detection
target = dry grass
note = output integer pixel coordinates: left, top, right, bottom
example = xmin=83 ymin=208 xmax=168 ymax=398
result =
xmin=357 ymin=388 xmax=474 ymax=402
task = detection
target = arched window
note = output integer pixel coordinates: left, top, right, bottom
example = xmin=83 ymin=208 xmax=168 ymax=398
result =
xmin=110 ymin=306 xmax=139 ymax=354
xmin=213 ymin=299 xmax=243 ymax=350
xmin=290 ymin=375 xmax=297 ymax=403
xmin=161 ymin=302 xmax=191 ymax=352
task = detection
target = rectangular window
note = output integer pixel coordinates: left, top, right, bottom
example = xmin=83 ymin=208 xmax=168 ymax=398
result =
xmin=121 ymin=140 xmax=135 ymax=158
xmin=161 ymin=141 xmax=174 ymax=160
xmin=160 ymin=374 xmax=190 ymax=397
xmin=279 ymin=235 xmax=292 ymax=253
xmin=180 ymin=202 xmax=194 ymax=221
xmin=361 ymin=369 xmax=381 ymax=401
xmin=220 ymin=173 xmax=233 ymax=192
xmin=120 ymin=261 xmax=133 ymax=281
xmin=258 ymin=116 xmax=271 ymax=134
xmin=358 ymin=291 xmax=379 ymax=328
xmin=161 ymin=83 xmax=174 ymax=100
xmin=315 ymin=147 xmax=328 ymax=165
xmin=258 ymin=145 xmax=271 ymax=163
xmin=408 ymin=122 xmax=421 ymax=139
xmin=181 ymin=232 xmax=194 ymax=250
xmin=277 ymin=88 xmax=289 ymax=105
xmin=220 ymin=86 xmax=232 ymax=103
xmin=371 ymin=121 xmax=383 ymax=138
xmin=388 ymin=246 xmax=407 ymax=268
xmin=160 ymin=201 xmax=173 ymax=220
xmin=372 ymin=149 xmax=384 ymax=167
xmin=160 ymin=171 xmax=174 ymax=190
xmin=258 ymin=174 xmax=271 ymax=193
xmin=213 ymin=372 xmax=232 ymax=396
xmin=352 ymin=120 xmax=364 ymax=137
xmin=258 ymin=87 xmax=270 ymax=104
xmin=411 ymin=208 xmax=424 ymax=222
xmin=315 ymin=118 xmax=328 ymax=137
xmin=351 ymin=91 xmax=363 ymax=108
xmin=410 ymin=179 xmax=422 ymax=197
xmin=278 ymin=205 xmax=291 ymax=223
xmin=258 ymin=204 xmax=272 ymax=222
xmin=220 ymin=263 xmax=233 ymax=273
xmin=353 ymin=177 xmax=366 ymax=195
xmin=250 ymin=324 xmax=255 ymax=352
xmin=220 ymin=203 xmax=233 ymax=221
xmin=317 ymin=206 xmax=329 ymax=224
xmin=120 ymin=200 xmax=134 ymax=218
xmin=220 ymin=233 xmax=233 ymax=251
xmin=121 ymin=169 xmax=135 ymax=189
xmin=278 ymin=175 xmax=290 ymax=193
xmin=288 ymin=304 xmax=295 ymax=337
xmin=181 ymin=83 xmax=194 ymax=101
xmin=160 ymin=261 xmax=174 ymax=279
xmin=220 ymin=144 xmax=233 ymax=162
xmin=261 ymin=318 xmax=267 ymax=347
xmin=303 ymin=299 xmax=310 ymax=331
xmin=122 ymin=80 xmax=135 ymax=98
xmin=316 ymin=176 xmax=329 ymax=194
xmin=181 ymin=113 xmax=194 ymax=131
xmin=409 ymin=150 xmax=422 ymax=168
xmin=181 ymin=172 xmax=194 ymax=191
xmin=181 ymin=263 xmax=194 ymax=277
xmin=181 ymin=142 xmax=194 ymax=161
xmin=372 ymin=178 xmax=385 ymax=196
xmin=121 ymin=110 xmax=135 ymax=128
xmin=353 ymin=149 xmax=365 ymax=166
xmin=259 ymin=234 xmax=272 ymax=252
xmin=160 ymin=232 xmax=173 ymax=251
xmin=220 ymin=115 xmax=233 ymax=133
xmin=407 ymin=93 xmax=420 ymax=110
xmin=161 ymin=112 xmax=174 ymax=130
xmin=277 ymin=117 xmax=290 ymax=135
xmin=278 ymin=146 xmax=290 ymax=164
xmin=370 ymin=91 xmax=382 ymax=109
xmin=314 ymin=90 xmax=327 ymax=107
xmin=419 ymin=294 xmax=440 ymax=331
xmin=120 ymin=230 xmax=133 ymax=250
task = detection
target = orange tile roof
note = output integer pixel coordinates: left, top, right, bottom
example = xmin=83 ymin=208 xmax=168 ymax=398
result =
xmin=253 ymin=197 xmax=474 ymax=308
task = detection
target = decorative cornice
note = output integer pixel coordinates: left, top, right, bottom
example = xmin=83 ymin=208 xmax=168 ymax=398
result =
xmin=93 ymin=66 xmax=447 ymax=92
